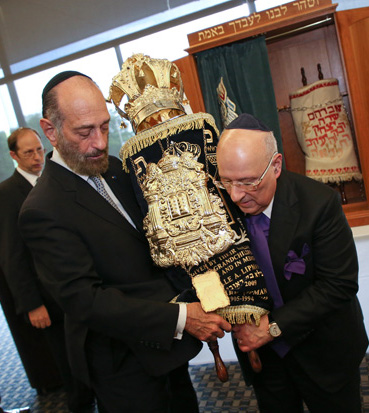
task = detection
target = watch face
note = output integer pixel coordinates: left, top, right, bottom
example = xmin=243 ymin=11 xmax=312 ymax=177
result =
xmin=269 ymin=322 xmax=282 ymax=337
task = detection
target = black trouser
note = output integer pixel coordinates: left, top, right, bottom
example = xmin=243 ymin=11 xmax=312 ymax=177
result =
xmin=86 ymin=334 xmax=199 ymax=413
xmin=43 ymin=321 xmax=95 ymax=411
xmin=238 ymin=345 xmax=362 ymax=413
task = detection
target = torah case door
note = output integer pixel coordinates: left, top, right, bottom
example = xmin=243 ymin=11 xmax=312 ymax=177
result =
xmin=174 ymin=2 xmax=369 ymax=228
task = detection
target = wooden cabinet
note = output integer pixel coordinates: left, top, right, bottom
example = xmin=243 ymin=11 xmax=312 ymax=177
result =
xmin=335 ymin=8 xmax=369 ymax=226
xmin=174 ymin=1 xmax=369 ymax=227
xmin=175 ymin=55 xmax=205 ymax=114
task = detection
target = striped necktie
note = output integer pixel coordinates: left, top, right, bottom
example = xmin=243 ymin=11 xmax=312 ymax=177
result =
xmin=89 ymin=175 xmax=123 ymax=216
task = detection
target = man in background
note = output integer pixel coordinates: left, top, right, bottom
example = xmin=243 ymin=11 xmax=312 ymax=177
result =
xmin=0 ymin=127 xmax=95 ymax=412
xmin=18 ymin=71 xmax=230 ymax=412
xmin=1 ymin=128 xmax=46 ymax=326
xmin=216 ymin=113 xmax=368 ymax=412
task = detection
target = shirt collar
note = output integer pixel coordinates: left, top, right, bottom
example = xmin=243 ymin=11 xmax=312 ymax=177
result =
xmin=263 ymin=198 xmax=274 ymax=219
xmin=244 ymin=197 xmax=274 ymax=219
xmin=17 ymin=167 xmax=40 ymax=187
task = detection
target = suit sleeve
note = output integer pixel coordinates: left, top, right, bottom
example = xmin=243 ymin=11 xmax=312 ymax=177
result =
xmin=19 ymin=204 xmax=180 ymax=351
xmin=273 ymin=190 xmax=359 ymax=346
xmin=0 ymin=192 xmax=44 ymax=314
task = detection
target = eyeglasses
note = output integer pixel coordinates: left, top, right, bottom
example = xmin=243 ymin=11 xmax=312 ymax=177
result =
xmin=214 ymin=151 xmax=278 ymax=192
xmin=17 ymin=148 xmax=46 ymax=159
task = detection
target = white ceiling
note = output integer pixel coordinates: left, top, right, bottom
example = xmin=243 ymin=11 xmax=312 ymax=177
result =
xmin=0 ymin=0 xmax=236 ymax=70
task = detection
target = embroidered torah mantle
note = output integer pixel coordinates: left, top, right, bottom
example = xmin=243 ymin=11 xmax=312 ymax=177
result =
xmin=289 ymin=78 xmax=362 ymax=184
xmin=120 ymin=113 xmax=272 ymax=324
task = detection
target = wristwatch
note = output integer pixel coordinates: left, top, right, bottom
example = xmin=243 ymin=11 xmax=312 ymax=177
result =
xmin=268 ymin=321 xmax=282 ymax=338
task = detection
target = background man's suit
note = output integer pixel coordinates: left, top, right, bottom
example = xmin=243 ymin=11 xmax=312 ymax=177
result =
xmin=19 ymin=155 xmax=202 ymax=410
xmin=0 ymin=170 xmax=63 ymax=315
xmin=236 ymin=170 xmax=368 ymax=392
xmin=0 ymin=170 xmax=63 ymax=392
xmin=0 ymin=169 xmax=93 ymax=408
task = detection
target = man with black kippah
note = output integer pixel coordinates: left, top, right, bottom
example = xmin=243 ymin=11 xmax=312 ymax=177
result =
xmin=216 ymin=113 xmax=368 ymax=412
xmin=18 ymin=71 xmax=231 ymax=412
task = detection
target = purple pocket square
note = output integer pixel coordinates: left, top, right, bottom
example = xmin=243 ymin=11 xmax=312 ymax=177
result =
xmin=284 ymin=243 xmax=310 ymax=280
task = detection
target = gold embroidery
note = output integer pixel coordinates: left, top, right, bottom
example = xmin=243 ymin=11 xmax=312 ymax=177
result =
xmin=141 ymin=141 xmax=236 ymax=269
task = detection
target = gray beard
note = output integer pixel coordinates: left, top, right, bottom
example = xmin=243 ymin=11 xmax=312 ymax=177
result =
xmin=57 ymin=133 xmax=109 ymax=176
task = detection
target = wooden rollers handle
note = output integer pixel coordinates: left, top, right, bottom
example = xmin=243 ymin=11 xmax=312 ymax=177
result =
xmin=208 ymin=340 xmax=229 ymax=382
xmin=248 ymin=349 xmax=262 ymax=373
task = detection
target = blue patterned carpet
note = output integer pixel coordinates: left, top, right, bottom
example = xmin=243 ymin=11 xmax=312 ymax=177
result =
xmin=1 ymin=307 xmax=368 ymax=412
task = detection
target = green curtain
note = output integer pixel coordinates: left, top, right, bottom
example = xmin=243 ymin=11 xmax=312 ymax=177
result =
xmin=196 ymin=36 xmax=284 ymax=156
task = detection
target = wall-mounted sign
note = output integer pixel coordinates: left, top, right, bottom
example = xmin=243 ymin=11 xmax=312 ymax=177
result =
xmin=187 ymin=0 xmax=335 ymax=51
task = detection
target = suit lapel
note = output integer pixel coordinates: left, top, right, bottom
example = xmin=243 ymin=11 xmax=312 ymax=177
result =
xmin=269 ymin=172 xmax=300 ymax=283
xmin=76 ymin=179 xmax=146 ymax=242
xmin=12 ymin=170 xmax=33 ymax=197
xmin=103 ymin=170 xmax=145 ymax=233
xmin=46 ymin=159 xmax=146 ymax=243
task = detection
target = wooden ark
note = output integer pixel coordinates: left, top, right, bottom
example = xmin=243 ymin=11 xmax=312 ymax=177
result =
xmin=174 ymin=0 xmax=369 ymax=227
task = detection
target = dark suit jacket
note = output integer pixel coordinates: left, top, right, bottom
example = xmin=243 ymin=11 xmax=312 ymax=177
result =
xmin=241 ymin=170 xmax=368 ymax=392
xmin=0 ymin=169 xmax=63 ymax=389
xmin=19 ymin=155 xmax=201 ymax=384
xmin=0 ymin=170 xmax=51 ymax=314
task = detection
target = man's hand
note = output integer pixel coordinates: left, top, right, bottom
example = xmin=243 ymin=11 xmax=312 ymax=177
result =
xmin=232 ymin=314 xmax=272 ymax=352
xmin=185 ymin=302 xmax=231 ymax=342
xmin=28 ymin=305 xmax=52 ymax=329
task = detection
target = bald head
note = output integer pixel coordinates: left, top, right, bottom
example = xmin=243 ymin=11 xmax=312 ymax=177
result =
xmin=216 ymin=128 xmax=282 ymax=215
xmin=42 ymin=75 xmax=100 ymax=129
xmin=55 ymin=76 xmax=106 ymax=123
xmin=40 ymin=75 xmax=110 ymax=176
xmin=218 ymin=128 xmax=276 ymax=164
xmin=42 ymin=71 xmax=91 ymax=110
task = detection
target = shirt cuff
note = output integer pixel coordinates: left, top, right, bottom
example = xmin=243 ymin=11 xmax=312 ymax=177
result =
xmin=174 ymin=303 xmax=187 ymax=340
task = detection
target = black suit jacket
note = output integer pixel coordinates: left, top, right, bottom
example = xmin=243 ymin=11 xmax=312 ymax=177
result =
xmin=19 ymin=155 xmax=201 ymax=384
xmin=0 ymin=169 xmax=64 ymax=389
xmin=241 ymin=170 xmax=368 ymax=392
xmin=0 ymin=170 xmax=53 ymax=314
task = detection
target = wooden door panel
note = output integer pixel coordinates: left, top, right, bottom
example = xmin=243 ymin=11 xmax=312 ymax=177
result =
xmin=336 ymin=7 xmax=369 ymax=226
xmin=174 ymin=55 xmax=206 ymax=114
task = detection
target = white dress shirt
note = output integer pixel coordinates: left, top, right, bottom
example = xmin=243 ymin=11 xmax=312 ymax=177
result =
xmin=17 ymin=167 xmax=39 ymax=187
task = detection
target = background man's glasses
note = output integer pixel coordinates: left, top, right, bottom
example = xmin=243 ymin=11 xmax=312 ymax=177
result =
xmin=214 ymin=151 xmax=278 ymax=192
xmin=17 ymin=148 xmax=46 ymax=159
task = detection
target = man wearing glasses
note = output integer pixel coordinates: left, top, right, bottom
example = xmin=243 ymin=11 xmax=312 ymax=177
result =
xmin=0 ymin=127 xmax=95 ymax=412
xmin=215 ymin=113 xmax=368 ymax=412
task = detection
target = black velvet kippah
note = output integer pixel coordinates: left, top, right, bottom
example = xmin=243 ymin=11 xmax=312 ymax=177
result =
xmin=225 ymin=113 xmax=271 ymax=132
xmin=42 ymin=71 xmax=91 ymax=102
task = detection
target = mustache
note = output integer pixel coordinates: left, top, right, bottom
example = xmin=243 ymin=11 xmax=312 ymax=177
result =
xmin=85 ymin=148 xmax=108 ymax=158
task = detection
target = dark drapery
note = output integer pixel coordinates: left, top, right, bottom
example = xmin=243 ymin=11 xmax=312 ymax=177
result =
xmin=196 ymin=36 xmax=284 ymax=156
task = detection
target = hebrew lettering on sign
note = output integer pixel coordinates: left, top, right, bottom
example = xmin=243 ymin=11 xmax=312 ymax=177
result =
xmin=293 ymin=0 xmax=320 ymax=11
xmin=198 ymin=25 xmax=225 ymax=42
xmin=189 ymin=0 xmax=330 ymax=47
